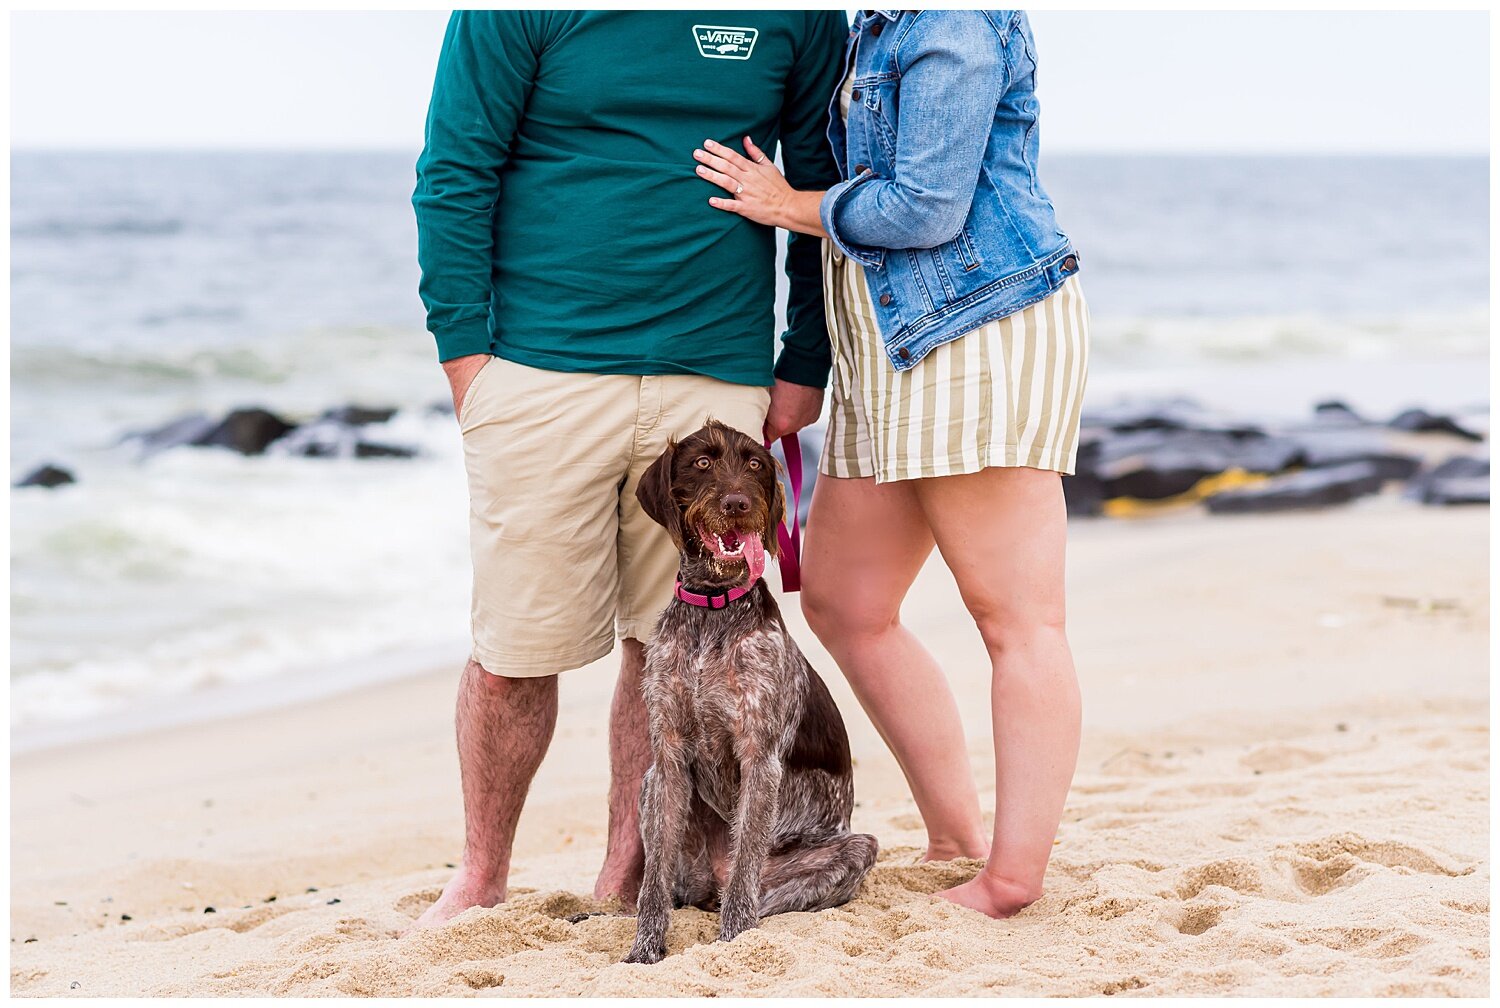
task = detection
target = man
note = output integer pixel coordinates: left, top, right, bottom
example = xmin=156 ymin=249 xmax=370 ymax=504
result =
xmin=411 ymin=10 xmax=847 ymax=928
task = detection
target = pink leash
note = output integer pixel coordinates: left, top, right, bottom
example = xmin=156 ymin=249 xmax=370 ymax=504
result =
xmin=768 ymin=434 xmax=803 ymax=593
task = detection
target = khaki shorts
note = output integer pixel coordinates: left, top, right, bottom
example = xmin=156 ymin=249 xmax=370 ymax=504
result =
xmin=459 ymin=355 xmax=770 ymax=678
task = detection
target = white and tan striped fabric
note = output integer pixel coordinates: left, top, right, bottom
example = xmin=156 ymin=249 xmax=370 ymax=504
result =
xmin=821 ymin=245 xmax=1091 ymax=484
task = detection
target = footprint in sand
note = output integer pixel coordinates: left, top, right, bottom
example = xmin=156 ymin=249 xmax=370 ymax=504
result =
xmin=450 ymin=965 xmax=505 ymax=990
xmin=393 ymin=887 xmax=442 ymax=917
xmin=1293 ymin=833 xmax=1473 ymax=878
xmin=1175 ymin=858 xmax=1264 ymax=900
xmin=127 ymin=903 xmax=297 ymax=942
xmin=1239 ymin=744 xmax=1328 ymax=774
xmin=1273 ymin=832 xmax=1474 ymax=899
xmin=1174 ymin=903 xmax=1225 ymax=936
xmin=1291 ymin=924 xmax=1430 ymax=959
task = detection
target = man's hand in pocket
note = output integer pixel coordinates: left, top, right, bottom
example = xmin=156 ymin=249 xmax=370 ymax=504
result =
xmin=443 ymin=354 xmax=491 ymax=420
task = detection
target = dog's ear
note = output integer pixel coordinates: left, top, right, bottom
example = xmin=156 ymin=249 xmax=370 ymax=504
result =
xmin=636 ymin=439 xmax=685 ymax=549
xmin=766 ymin=456 xmax=788 ymax=558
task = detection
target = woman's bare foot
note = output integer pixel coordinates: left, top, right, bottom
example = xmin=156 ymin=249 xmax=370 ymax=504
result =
xmin=406 ymin=868 xmax=506 ymax=933
xmin=935 ymin=869 xmax=1040 ymax=919
xmin=924 ymin=834 xmax=990 ymax=862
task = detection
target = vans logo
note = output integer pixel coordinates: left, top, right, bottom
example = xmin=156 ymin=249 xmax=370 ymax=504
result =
xmin=692 ymin=25 xmax=758 ymax=60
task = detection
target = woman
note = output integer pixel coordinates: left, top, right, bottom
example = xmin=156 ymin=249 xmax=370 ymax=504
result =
xmin=692 ymin=10 xmax=1086 ymax=918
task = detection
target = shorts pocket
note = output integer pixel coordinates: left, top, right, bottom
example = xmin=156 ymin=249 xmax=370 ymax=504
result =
xmin=458 ymin=356 xmax=495 ymax=428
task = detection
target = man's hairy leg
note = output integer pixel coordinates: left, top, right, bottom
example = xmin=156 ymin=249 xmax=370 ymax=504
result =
xmin=411 ymin=659 xmax=558 ymax=931
xmin=594 ymin=638 xmax=649 ymax=909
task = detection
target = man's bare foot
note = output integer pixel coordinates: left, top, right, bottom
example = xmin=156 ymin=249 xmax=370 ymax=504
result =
xmin=593 ymin=858 xmax=642 ymax=913
xmin=407 ymin=868 xmax=506 ymax=933
xmin=935 ymin=869 xmax=1040 ymax=919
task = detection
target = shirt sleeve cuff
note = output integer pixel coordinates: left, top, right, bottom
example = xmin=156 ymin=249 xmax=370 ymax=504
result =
xmin=773 ymin=344 xmax=832 ymax=389
xmin=820 ymin=172 xmax=887 ymax=269
xmin=432 ymin=318 xmax=493 ymax=362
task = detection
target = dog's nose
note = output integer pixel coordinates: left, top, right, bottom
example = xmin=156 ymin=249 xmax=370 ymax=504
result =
xmin=720 ymin=493 xmax=750 ymax=515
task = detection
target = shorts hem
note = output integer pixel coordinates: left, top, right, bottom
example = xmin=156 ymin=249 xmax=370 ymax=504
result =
xmin=614 ymin=618 xmax=658 ymax=644
xmin=869 ymin=442 xmax=1077 ymax=484
xmin=470 ymin=632 xmax=616 ymax=679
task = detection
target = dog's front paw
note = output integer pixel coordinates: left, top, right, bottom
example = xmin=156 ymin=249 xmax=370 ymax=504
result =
xmin=622 ymin=938 xmax=666 ymax=965
xmin=716 ymin=911 xmax=759 ymax=945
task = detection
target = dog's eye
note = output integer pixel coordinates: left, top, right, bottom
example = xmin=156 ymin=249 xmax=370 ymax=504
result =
xmin=747 ymin=458 xmax=762 ymax=471
xmin=694 ymin=457 xmax=711 ymax=470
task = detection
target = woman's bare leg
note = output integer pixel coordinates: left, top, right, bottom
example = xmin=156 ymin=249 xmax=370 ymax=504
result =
xmin=912 ymin=466 xmax=1081 ymax=918
xmin=801 ymin=473 xmax=989 ymax=861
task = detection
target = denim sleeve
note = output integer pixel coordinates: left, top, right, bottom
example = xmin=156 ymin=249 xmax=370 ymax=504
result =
xmin=412 ymin=12 xmax=542 ymax=362
xmin=772 ymin=10 xmax=848 ymax=389
xmin=821 ymin=12 xmax=1007 ymax=263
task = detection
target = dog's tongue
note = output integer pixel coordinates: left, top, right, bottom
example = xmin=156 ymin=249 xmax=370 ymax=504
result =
xmin=742 ymin=532 xmax=766 ymax=582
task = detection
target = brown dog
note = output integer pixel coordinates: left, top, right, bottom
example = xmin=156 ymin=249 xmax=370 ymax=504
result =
xmin=623 ymin=419 xmax=877 ymax=965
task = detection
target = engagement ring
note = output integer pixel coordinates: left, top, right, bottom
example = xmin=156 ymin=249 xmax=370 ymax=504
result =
xmin=736 ymin=183 xmax=744 ymax=194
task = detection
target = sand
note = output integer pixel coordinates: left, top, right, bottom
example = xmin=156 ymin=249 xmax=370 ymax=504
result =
xmin=9 ymin=503 xmax=1489 ymax=996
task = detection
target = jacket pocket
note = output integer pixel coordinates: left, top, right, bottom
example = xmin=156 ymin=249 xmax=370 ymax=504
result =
xmin=950 ymin=226 xmax=983 ymax=272
xmin=853 ymin=77 xmax=899 ymax=166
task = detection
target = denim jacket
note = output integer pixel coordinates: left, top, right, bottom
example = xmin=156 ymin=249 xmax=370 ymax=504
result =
xmin=820 ymin=10 xmax=1081 ymax=371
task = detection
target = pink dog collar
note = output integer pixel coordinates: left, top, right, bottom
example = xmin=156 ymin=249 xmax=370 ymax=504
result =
xmin=674 ymin=574 xmax=760 ymax=609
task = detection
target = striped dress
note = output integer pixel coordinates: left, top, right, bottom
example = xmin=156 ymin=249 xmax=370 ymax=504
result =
xmin=821 ymin=74 xmax=1090 ymax=484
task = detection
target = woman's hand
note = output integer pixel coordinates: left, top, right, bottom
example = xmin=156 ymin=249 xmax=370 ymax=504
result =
xmin=695 ymin=138 xmax=828 ymax=238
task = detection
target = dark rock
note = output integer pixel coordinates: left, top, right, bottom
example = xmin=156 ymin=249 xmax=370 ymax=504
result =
xmin=1089 ymin=430 xmax=1302 ymax=474
xmin=194 ymin=408 xmax=297 ymax=455
xmin=273 ymin=421 xmax=357 ymax=459
xmin=1100 ymin=454 xmax=1217 ymax=501
xmin=1388 ymin=408 xmax=1484 ymax=442
xmin=1409 ymin=455 xmax=1489 ymax=506
xmin=1313 ymin=400 xmax=1365 ymax=426
xmin=1092 ymin=431 xmax=1303 ymax=501
xmin=203 ymin=907 xmax=216 ymax=914
xmin=353 ymin=442 xmax=417 ymax=459
xmin=1205 ymin=462 xmax=1384 ymax=514
xmin=271 ymin=421 xmax=417 ymax=460
xmin=1082 ymin=399 xmax=1265 ymax=438
xmin=319 ymin=405 xmax=397 ymax=427
xmin=1063 ymin=473 xmax=1105 ymax=517
xmin=1287 ymin=430 xmax=1421 ymax=481
xmin=125 ymin=412 xmax=219 ymax=456
xmin=15 ymin=464 xmax=76 ymax=488
xmin=1418 ymin=477 xmax=1489 ymax=506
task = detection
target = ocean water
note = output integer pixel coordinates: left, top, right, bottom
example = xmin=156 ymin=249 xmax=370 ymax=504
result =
xmin=9 ymin=151 xmax=1489 ymax=742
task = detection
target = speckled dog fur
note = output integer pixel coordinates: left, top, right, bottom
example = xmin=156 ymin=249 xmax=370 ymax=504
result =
xmin=623 ymin=421 xmax=878 ymax=965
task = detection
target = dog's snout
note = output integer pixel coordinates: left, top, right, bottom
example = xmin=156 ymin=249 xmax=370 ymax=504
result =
xmin=720 ymin=492 xmax=751 ymax=515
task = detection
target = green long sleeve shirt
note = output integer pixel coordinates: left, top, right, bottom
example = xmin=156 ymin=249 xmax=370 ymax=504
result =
xmin=413 ymin=10 xmax=848 ymax=388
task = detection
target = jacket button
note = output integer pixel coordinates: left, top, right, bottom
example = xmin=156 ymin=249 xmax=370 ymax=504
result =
xmin=1062 ymin=255 xmax=1078 ymax=272
xmin=853 ymin=163 xmax=867 ymax=175
xmin=878 ymin=293 xmax=892 ymax=307
xmin=850 ymin=88 xmax=862 ymax=101
xmin=870 ymin=21 xmax=883 ymax=37
xmin=896 ymin=347 xmax=910 ymax=360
